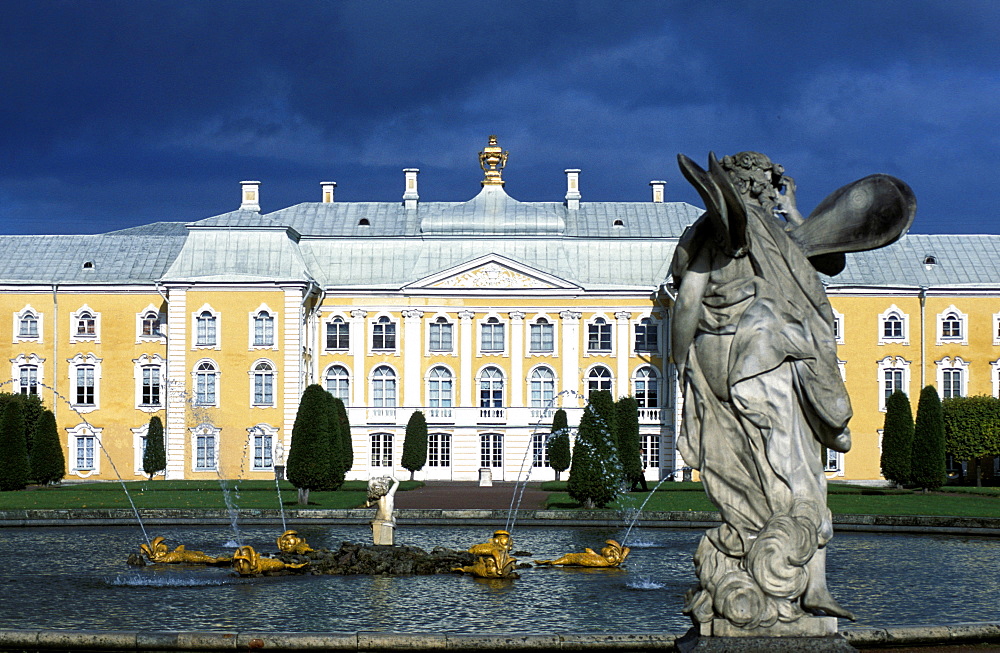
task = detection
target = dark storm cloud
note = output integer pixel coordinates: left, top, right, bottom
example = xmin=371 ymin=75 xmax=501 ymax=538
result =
xmin=1 ymin=1 xmax=997 ymax=234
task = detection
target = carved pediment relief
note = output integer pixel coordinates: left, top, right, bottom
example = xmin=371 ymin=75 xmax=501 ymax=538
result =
xmin=406 ymin=255 xmax=578 ymax=292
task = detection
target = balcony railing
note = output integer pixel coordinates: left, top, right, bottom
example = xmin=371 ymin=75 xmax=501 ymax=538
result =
xmin=478 ymin=407 xmax=506 ymax=423
xmin=427 ymin=407 xmax=454 ymax=423
xmin=638 ymin=407 xmax=661 ymax=423
xmin=366 ymin=407 xmax=397 ymax=423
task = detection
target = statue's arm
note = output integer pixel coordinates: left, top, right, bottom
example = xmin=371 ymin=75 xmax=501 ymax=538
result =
xmin=387 ymin=477 xmax=400 ymax=497
xmin=671 ymin=244 xmax=711 ymax=373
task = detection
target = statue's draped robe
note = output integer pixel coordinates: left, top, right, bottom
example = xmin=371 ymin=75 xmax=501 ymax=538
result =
xmin=674 ymin=204 xmax=852 ymax=627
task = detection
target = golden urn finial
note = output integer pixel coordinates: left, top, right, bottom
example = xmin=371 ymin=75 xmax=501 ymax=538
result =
xmin=479 ymin=135 xmax=508 ymax=187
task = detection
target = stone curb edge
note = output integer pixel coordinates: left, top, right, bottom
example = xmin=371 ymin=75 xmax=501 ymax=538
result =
xmin=0 ymin=623 xmax=999 ymax=651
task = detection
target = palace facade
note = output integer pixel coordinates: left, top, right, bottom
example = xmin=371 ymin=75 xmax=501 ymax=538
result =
xmin=2 ymin=138 xmax=999 ymax=484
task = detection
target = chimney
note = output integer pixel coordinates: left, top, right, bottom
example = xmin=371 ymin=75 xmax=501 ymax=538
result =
xmin=649 ymin=180 xmax=666 ymax=203
xmin=240 ymin=181 xmax=261 ymax=211
xmin=565 ymin=169 xmax=581 ymax=210
xmin=321 ymin=181 xmax=337 ymax=203
xmin=403 ymin=168 xmax=419 ymax=209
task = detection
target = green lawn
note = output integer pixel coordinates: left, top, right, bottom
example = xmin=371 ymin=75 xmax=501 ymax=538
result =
xmin=0 ymin=480 xmax=423 ymax=511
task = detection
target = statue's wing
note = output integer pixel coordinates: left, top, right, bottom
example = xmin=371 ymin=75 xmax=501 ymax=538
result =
xmin=677 ymin=153 xmax=748 ymax=258
xmin=788 ymin=174 xmax=916 ymax=271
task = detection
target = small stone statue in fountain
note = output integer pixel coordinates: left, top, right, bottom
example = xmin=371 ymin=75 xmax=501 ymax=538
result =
xmin=672 ymin=151 xmax=915 ymax=637
xmin=535 ymin=539 xmax=630 ymax=567
xmin=366 ymin=476 xmax=400 ymax=546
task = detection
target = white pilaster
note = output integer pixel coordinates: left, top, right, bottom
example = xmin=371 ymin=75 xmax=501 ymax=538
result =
xmin=560 ymin=311 xmax=582 ymax=394
xmin=165 ymin=287 xmax=188 ymax=479
xmin=351 ymin=309 xmax=367 ymax=406
xmin=282 ymin=288 xmax=304 ymax=454
xmin=509 ymin=311 xmax=525 ymax=407
xmin=402 ymin=310 xmax=423 ymax=407
xmin=615 ymin=311 xmax=632 ymax=398
xmin=459 ymin=311 xmax=475 ymax=406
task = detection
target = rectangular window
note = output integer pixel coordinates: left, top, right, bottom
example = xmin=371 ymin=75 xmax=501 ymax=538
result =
xmin=824 ymin=448 xmax=843 ymax=472
xmin=142 ymin=366 xmax=161 ymax=406
xmin=530 ymin=322 xmax=554 ymax=352
xmin=254 ymin=372 xmax=274 ymax=405
xmin=75 ymin=366 xmax=95 ymax=405
xmin=195 ymin=433 xmax=216 ymax=470
xmin=481 ymin=322 xmax=505 ymax=352
xmin=197 ymin=315 xmax=217 ymax=346
xmin=326 ymin=320 xmax=350 ymax=350
xmin=480 ymin=433 xmax=503 ymax=468
xmin=373 ymin=320 xmax=396 ymax=350
xmin=19 ymin=315 xmax=38 ymax=338
xmin=883 ymin=318 xmax=903 ymax=339
xmin=371 ymin=434 xmax=393 ymax=467
xmin=429 ymin=322 xmax=453 ymax=352
xmin=942 ymin=369 xmax=963 ymax=399
xmin=883 ymin=369 xmax=903 ymax=404
xmin=587 ymin=321 xmax=612 ymax=351
xmin=641 ymin=434 xmax=660 ymax=469
xmin=76 ymin=435 xmax=95 ymax=470
xmin=253 ymin=431 xmax=273 ymax=469
xmin=635 ymin=320 xmax=658 ymax=352
xmin=428 ymin=433 xmax=451 ymax=467
xmin=196 ymin=372 xmax=216 ymax=405
xmin=532 ymin=432 xmax=549 ymax=468
xmin=254 ymin=315 xmax=274 ymax=347
xmin=19 ymin=366 xmax=38 ymax=396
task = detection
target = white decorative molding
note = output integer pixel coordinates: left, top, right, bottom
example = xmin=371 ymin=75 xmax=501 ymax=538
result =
xmin=136 ymin=303 xmax=166 ymax=344
xmin=248 ymin=303 xmax=279 ymax=350
xmin=69 ymin=304 xmax=100 ymax=344
xmin=935 ymin=356 xmax=970 ymax=399
xmin=935 ymin=304 xmax=968 ymax=346
xmin=877 ymin=304 xmax=909 ymax=346
xmin=13 ymin=305 xmax=43 ymax=343
xmin=132 ymin=353 xmax=166 ymax=412
xmin=191 ymin=304 xmax=221 ymax=350
xmin=434 ymin=262 xmax=539 ymax=288
xmin=877 ymin=356 xmax=910 ymax=412
xmin=67 ymin=422 xmax=103 ymax=478
xmin=67 ymin=352 xmax=102 ymax=413
xmin=832 ymin=308 xmax=845 ymax=345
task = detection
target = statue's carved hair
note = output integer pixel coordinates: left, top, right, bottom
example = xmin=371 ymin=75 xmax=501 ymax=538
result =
xmin=367 ymin=476 xmax=391 ymax=501
xmin=720 ymin=151 xmax=785 ymax=211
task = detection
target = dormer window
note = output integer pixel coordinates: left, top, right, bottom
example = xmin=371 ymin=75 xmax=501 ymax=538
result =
xmin=82 ymin=261 xmax=94 ymax=270
xmin=359 ymin=218 xmax=371 ymax=226
xmin=923 ymin=255 xmax=937 ymax=267
xmin=613 ymin=219 xmax=624 ymax=228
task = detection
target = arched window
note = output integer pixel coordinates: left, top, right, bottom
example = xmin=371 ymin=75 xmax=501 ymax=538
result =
xmin=634 ymin=367 xmax=659 ymax=408
xmin=141 ymin=311 xmax=161 ymax=337
xmin=76 ymin=311 xmax=96 ymax=337
xmin=195 ymin=361 xmax=217 ymax=406
xmin=941 ymin=312 xmax=962 ymax=340
xmin=252 ymin=361 xmax=274 ymax=406
xmin=371 ymin=366 xmax=397 ymax=407
xmin=587 ymin=366 xmax=613 ymax=396
xmin=480 ymin=432 xmax=503 ymax=468
xmin=479 ymin=367 xmax=504 ymax=408
xmin=325 ymin=365 xmax=350 ymax=403
xmin=429 ymin=316 xmax=453 ymax=352
xmin=19 ymin=311 xmax=38 ymax=338
xmin=197 ymin=310 xmax=217 ymax=346
xmin=253 ymin=311 xmax=274 ymax=347
xmin=326 ymin=317 xmax=349 ymax=350
xmin=371 ymin=432 xmax=393 ymax=467
xmin=882 ymin=312 xmax=903 ymax=340
xmin=428 ymin=366 xmax=453 ymax=408
xmin=529 ymin=367 xmax=555 ymax=408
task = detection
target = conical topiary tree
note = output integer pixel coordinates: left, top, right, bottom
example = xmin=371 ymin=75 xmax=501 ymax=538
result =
xmin=142 ymin=415 xmax=166 ymax=481
xmin=567 ymin=391 xmax=622 ymax=508
xmin=547 ymin=408 xmax=571 ymax=481
xmin=401 ymin=410 xmax=428 ymax=481
xmin=912 ymin=385 xmax=947 ymax=491
xmin=0 ymin=399 xmax=29 ymax=491
xmin=880 ymin=390 xmax=914 ymax=487
xmin=616 ymin=396 xmax=645 ymax=491
xmin=29 ymin=409 xmax=65 ymax=486
xmin=287 ymin=384 xmax=335 ymax=505
xmin=321 ymin=389 xmax=346 ymax=491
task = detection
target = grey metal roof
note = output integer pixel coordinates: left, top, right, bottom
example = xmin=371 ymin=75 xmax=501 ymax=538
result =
xmin=830 ymin=234 xmax=1000 ymax=288
xmin=162 ymin=226 xmax=312 ymax=283
xmin=0 ymin=233 xmax=187 ymax=284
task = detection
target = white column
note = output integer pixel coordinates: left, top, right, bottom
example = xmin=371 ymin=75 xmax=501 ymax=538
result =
xmin=459 ymin=311 xmax=475 ymax=406
xmin=509 ymin=311 xmax=525 ymax=407
xmin=282 ymin=288 xmax=304 ymax=452
xmin=402 ymin=309 xmax=423 ymax=408
xmin=615 ymin=311 xmax=632 ymax=398
xmin=351 ymin=309 xmax=367 ymax=407
xmin=560 ymin=311 xmax=582 ymax=394
xmin=164 ymin=286 xmax=188 ymax=479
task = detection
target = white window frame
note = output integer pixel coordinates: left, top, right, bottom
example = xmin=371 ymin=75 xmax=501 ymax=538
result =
xmin=991 ymin=360 xmax=1000 ymax=398
xmin=249 ymin=304 xmax=277 ymax=350
xmin=370 ymin=314 xmax=398 ymax=353
xmin=249 ymin=424 xmax=279 ymax=471
xmin=69 ymin=305 xmax=100 ymax=344
xmin=478 ymin=366 xmax=505 ymax=408
xmin=633 ymin=315 xmax=660 ymax=354
xmin=993 ymin=312 xmax=1000 ymax=346
xmin=132 ymin=423 xmax=149 ymax=476
xmin=824 ymin=448 xmax=845 ymax=477
xmin=528 ymin=365 xmax=556 ymax=408
xmin=133 ymin=353 xmax=165 ymax=412
xmin=877 ymin=356 xmax=910 ymax=412
xmin=324 ymin=363 xmax=351 ymax=405
xmin=831 ymin=308 xmax=845 ymax=345
xmin=250 ymin=359 xmax=276 ymax=407
xmin=426 ymin=365 xmax=455 ymax=409
xmin=192 ymin=305 xmax=220 ymax=349
xmin=67 ymin=353 xmax=101 ymax=412
xmin=190 ymin=424 xmax=220 ymax=472
xmin=641 ymin=432 xmax=661 ymax=469
xmin=14 ymin=305 xmax=42 ymax=343
xmin=478 ymin=314 xmax=507 ymax=356
xmin=480 ymin=432 xmax=503 ymax=468
xmin=68 ymin=422 xmax=102 ymax=478
xmin=936 ymin=305 xmax=968 ymax=345
xmin=585 ymin=364 xmax=614 ymax=397
xmin=936 ymin=356 xmax=969 ymax=399
xmin=585 ymin=314 xmax=614 ymax=355
xmin=426 ymin=315 xmax=455 ymax=355
xmin=192 ymin=359 xmax=220 ymax=408
xmin=370 ymin=432 xmax=394 ymax=468
xmin=878 ymin=305 xmax=909 ymax=345
xmin=427 ymin=432 xmax=451 ymax=467
xmin=370 ymin=365 xmax=398 ymax=408
xmin=531 ymin=431 xmax=549 ymax=468
xmin=136 ymin=304 xmax=165 ymax=343
xmin=325 ymin=314 xmax=351 ymax=352
xmin=11 ymin=353 xmax=44 ymax=396
xmin=528 ymin=315 xmax=557 ymax=356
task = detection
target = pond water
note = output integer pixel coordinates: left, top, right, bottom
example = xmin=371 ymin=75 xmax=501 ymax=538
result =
xmin=1 ymin=524 xmax=997 ymax=634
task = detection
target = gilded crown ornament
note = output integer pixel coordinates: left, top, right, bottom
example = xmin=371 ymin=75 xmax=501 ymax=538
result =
xmin=479 ymin=135 xmax=508 ymax=187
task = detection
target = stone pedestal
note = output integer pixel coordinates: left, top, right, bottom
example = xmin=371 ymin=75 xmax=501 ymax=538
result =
xmin=478 ymin=467 xmax=493 ymax=487
xmin=700 ymin=616 xmax=838 ymax=638
xmin=678 ymin=618 xmax=856 ymax=652
xmin=371 ymin=519 xmax=395 ymax=546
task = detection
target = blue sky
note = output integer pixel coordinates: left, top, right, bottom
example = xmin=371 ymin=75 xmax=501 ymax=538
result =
xmin=1 ymin=1 xmax=997 ymax=235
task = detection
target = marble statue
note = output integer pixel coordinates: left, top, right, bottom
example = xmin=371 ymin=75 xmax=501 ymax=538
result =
xmin=672 ymin=152 xmax=915 ymax=635
xmin=276 ymin=530 xmax=314 ymax=554
xmin=231 ymin=545 xmax=308 ymax=576
xmin=366 ymin=476 xmax=400 ymax=546
xmin=535 ymin=539 xmax=630 ymax=567
xmin=138 ymin=536 xmax=227 ymax=565
xmin=454 ymin=529 xmax=519 ymax=578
